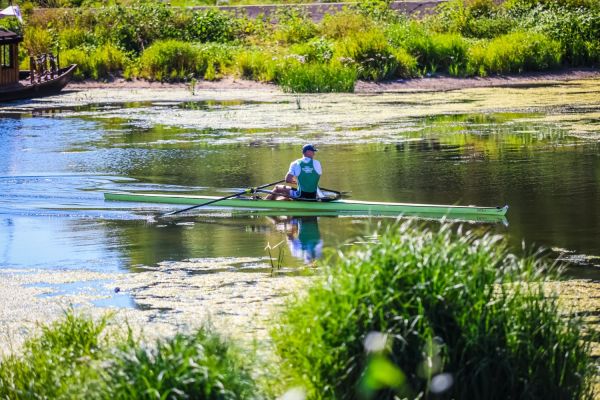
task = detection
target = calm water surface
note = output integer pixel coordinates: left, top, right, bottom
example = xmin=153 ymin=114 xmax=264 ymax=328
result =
xmin=1 ymin=85 xmax=599 ymax=280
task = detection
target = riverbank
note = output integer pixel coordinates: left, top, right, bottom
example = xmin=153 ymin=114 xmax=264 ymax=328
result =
xmin=18 ymin=0 xmax=599 ymax=92
xmin=67 ymin=68 xmax=600 ymax=93
xmin=0 ymin=229 xmax=597 ymax=398
xmin=1 ymin=268 xmax=597 ymax=355
xmin=0 ymin=262 xmax=311 ymax=357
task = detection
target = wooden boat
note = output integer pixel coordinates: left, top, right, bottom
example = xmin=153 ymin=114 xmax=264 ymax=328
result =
xmin=104 ymin=191 xmax=509 ymax=220
xmin=0 ymin=64 xmax=77 ymax=102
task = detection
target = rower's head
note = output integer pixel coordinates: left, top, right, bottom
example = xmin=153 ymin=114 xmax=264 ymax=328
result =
xmin=302 ymin=144 xmax=318 ymax=158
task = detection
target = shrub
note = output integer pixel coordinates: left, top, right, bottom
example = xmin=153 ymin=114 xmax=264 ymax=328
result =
xmin=235 ymin=49 xmax=279 ymax=81
xmin=196 ymin=42 xmax=240 ymax=79
xmin=356 ymin=0 xmax=397 ymax=21
xmin=289 ymin=37 xmax=334 ymax=63
xmin=95 ymin=0 xmax=176 ymax=54
xmin=430 ymin=0 xmax=513 ymax=38
xmin=105 ymin=330 xmax=259 ymax=399
xmin=273 ymin=8 xmax=317 ymax=44
xmin=278 ymin=61 xmax=357 ymax=93
xmin=0 ymin=310 xmax=109 ymax=399
xmin=391 ymin=47 xmax=419 ymax=78
xmin=386 ymin=23 xmax=469 ymax=74
xmin=272 ymin=223 xmax=594 ymax=399
xmin=319 ymin=10 xmax=374 ymax=39
xmin=0 ymin=311 xmax=260 ymax=399
xmin=185 ymin=9 xmax=239 ymax=43
xmin=467 ymin=31 xmax=562 ymax=75
xmin=90 ymin=43 xmax=130 ymax=79
xmin=59 ymin=27 xmax=97 ymax=50
xmin=516 ymin=4 xmax=600 ymax=65
xmin=504 ymin=0 xmax=598 ymax=10
xmin=334 ymin=29 xmax=398 ymax=81
xmin=61 ymin=43 xmax=130 ymax=80
xmin=139 ymin=40 xmax=200 ymax=81
xmin=22 ymin=26 xmax=55 ymax=56
xmin=426 ymin=33 xmax=469 ymax=72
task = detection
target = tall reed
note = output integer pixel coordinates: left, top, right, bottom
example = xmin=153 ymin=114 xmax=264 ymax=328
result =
xmin=272 ymin=223 xmax=594 ymax=399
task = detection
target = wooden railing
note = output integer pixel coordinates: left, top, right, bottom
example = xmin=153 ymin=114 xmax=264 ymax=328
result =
xmin=29 ymin=53 xmax=60 ymax=84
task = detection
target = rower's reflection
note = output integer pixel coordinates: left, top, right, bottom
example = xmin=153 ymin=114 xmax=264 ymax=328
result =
xmin=268 ymin=216 xmax=323 ymax=264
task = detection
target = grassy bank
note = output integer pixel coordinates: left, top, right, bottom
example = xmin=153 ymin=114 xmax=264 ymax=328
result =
xmin=0 ymin=224 xmax=595 ymax=398
xmin=0 ymin=311 xmax=259 ymax=399
xmin=0 ymin=0 xmax=598 ymax=92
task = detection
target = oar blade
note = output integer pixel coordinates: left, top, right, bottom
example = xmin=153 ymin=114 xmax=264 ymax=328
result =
xmin=158 ymin=179 xmax=285 ymax=218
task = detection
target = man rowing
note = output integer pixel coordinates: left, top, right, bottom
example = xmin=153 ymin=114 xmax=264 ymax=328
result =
xmin=267 ymin=144 xmax=322 ymax=201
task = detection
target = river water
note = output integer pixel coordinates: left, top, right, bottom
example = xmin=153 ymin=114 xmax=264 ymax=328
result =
xmin=1 ymin=81 xmax=599 ymax=284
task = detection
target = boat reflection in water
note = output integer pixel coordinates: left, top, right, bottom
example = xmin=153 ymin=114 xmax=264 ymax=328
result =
xmin=268 ymin=216 xmax=323 ymax=264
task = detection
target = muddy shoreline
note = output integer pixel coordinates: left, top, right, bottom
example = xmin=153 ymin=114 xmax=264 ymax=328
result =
xmin=67 ymin=68 xmax=600 ymax=93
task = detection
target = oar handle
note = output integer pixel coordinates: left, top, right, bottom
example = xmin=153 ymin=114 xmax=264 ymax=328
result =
xmin=160 ymin=179 xmax=285 ymax=217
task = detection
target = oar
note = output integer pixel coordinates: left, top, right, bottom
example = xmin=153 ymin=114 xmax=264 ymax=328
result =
xmin=160 ymin=179 xmax=285 ymax=217
xmin=320 ymin=187 xmax=350 ymax=197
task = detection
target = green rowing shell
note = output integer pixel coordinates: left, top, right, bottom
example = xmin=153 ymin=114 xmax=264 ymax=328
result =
xmin=104 ymin=192 xmax=508 ymax=218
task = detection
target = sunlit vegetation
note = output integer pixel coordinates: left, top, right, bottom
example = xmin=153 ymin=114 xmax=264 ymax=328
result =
xmin=271 ymin=223 xmax=595 ymax=399
xmin=0 ymin=224 xmax=594 ymax=399
xmin=1 ymin=0 xmax=597 ymax=91
xmin=0 ymin=310 xmax=259 ymax=399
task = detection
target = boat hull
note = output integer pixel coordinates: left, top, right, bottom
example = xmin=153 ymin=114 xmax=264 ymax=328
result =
xmin=0 ymin=64 xmax=77 ymax=102
xmin=104 ymin=192 xmax=508 ymax=218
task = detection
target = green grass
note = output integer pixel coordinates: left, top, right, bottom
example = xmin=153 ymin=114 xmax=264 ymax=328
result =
xmin=60 ymin=43 xmax=131 ymax=80
xmin=0 ymin=310 xmax=260 ymax=399
xmin=105 ymin=330 xmax=259 ymax=399
xmin=271 ymin=223 xmax=595 ymax=399
xmin=0 ymin=310 xmax=110 ymax=399
xmin=278 ymin=60 xmax=357 ymax=92
xmin=466 ymin=31 xmax=562 ymax=75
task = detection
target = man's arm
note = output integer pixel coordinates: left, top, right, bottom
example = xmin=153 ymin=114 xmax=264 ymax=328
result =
xmin=286 ymin=173 xmax=296 ymax=184
xmin=286 ymin=162 xmax=298 ymax=184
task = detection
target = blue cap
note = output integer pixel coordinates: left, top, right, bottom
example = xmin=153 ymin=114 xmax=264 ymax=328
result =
xmin=302 ymin=144 xmax=318 ymax=154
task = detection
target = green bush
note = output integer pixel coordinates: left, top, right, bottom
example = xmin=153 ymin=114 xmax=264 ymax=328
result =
xmin=516 ymin=4 xmax=600 ymax=65
xmin=273 ymin=8 xmax=318 ymax=44
xmin=467 ymin=31 xmax=562 ymax=75
xmin=95 ymin=0 xmax=177 ymax=54
xmin=235 ymin=49 xmax=279 ymax=81
xmin=356 ymin=0 xmax=397 ymax=21
xmin=426 ymin=33 xmax=469 ymax=73
xmin=0 ymin=311 xmax=260 ymax=399
xmin=504 ymin=0 xmax=599 ymax=10
xmin=391 ymin=47 xmax=419 ymax=78
xmin=430 ymin=0 xmax=513 ymax=38
xmin=185 ymin=9 xmax=240 ymax=43
xmin=139 ymin=40 xmax=201 ymax=81
xmin=289 ymin=37 xmax=334 ymax=63
xmin=0 ymin=310 xmax=109 ymax=399
xmin=59 ymin=27 xmax=98 ymax=50
xmin=387 ymin=23 xmax=469 ymax=74
xmin=197 ymin=42 xmax=239 ymax=79
xmin=319 ymin=10 xmax=374 ymax=39
xmin=334 ymin=29 xmax=398 ymax=81
xmin=22 ymin=26 xmax=55 ymax=56
xmin=272 ymin=223 xmax=594 ymax=399
xmin=105 ymin=330 xmax=259 ymax=399
xmin=278 ymin=60 xmax=357 ymax=93
xmin=61 ymin=43 xmax=130 ymax=80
